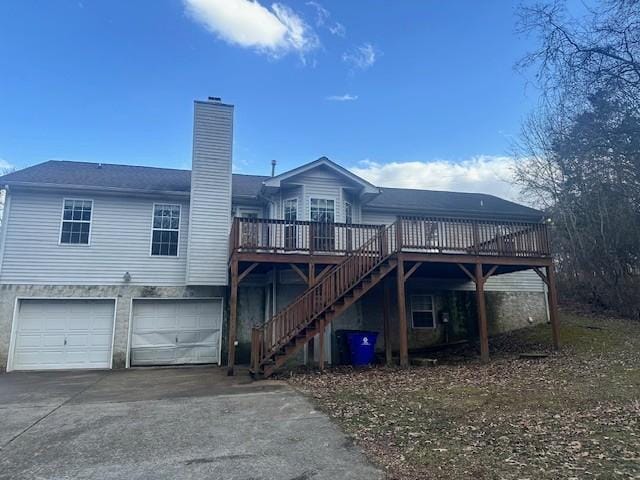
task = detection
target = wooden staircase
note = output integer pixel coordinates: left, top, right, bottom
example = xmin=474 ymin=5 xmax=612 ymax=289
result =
xmin=250 ymin=221 xmax=400 ymax=378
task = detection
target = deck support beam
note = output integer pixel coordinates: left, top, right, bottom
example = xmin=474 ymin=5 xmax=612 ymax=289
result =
xmin=227 ymin=258 xmax=239 ymax=375
xmin=404 ymin=262 xmax=423 ymax=282
xmin=383 ymin=278 xmax=393 ymax=366
xmin=474 ymin=263 xmax=490 ymax=364
xmin=546 ymin=265 xmax=560 ymax=350
xmin=289 ymin=263 xmax=308 ymax=284
xmin=307 ymin=263 xmax=316 ymax=366
xmin=534 ymin=265 xmax=560 ymax=350
xmin=396 ymin=255 xmax=409 ymax=367
xmin=237 ymin=262 xmax=259 ymax=284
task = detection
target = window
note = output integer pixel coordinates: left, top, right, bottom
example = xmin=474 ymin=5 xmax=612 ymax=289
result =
xmin=310 ymin=198 xmax=335 ymax=251
xmin=283 ymin=198 xmax=298 ymax=250
xmin=151 ymin=204 xmax=180 ymax=256
xmin=410 ymin=295 xmax=435 ymax=329
xmin=345 ymin=202 xmax=353 ymax=224
xmin=310 ymin=198 xmax=335 ymax=223
xmin=284 ymin=198 xmax=297 ymax=222
xmin=60 ymin=199 xmax=92 ymax=245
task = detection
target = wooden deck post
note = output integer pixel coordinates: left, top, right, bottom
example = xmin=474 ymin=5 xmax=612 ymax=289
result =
xmin=307 ymin=263 xmax=315 ymax=366
xmin=227 ymin=258 xmax=239 ymax=375
xmin=318 ymin=317 xmax=325 ymax=371
xmin=546 ymin=263 xmax=560 ymax=350
xmin=396 ymin=256 xmax=409 ymax=367
xmin=383 ymin=278 xmax=393 ymax=366
xmin=475 ymin=262 xmax=490 ymax=363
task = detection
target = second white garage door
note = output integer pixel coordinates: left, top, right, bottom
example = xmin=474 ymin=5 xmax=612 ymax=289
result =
xmin=130 ymin=299 xmax=222 ymax=366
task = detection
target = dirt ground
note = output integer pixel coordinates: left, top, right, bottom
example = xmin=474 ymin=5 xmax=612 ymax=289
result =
xmin=287 ymin=312 xmax=640 ymax=479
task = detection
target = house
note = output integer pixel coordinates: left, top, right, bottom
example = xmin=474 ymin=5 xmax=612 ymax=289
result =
xmin=0 ymin=98 xmax=559 ymax=375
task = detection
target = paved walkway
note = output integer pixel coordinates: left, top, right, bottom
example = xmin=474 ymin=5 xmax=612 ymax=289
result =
xmin=0 ymin=367 xmax=382 ymax=480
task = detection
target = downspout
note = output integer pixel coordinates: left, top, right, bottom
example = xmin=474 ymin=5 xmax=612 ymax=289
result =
xmin=0 ymin=185 xmax=12 ymax=276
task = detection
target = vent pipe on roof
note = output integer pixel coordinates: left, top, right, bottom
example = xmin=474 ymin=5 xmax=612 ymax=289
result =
xmin=271 ymin=159 xmax=277 ymax=177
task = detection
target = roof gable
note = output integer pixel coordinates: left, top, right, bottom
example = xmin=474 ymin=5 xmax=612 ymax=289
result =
xmin=263 ymin=157 xmax=379 ymax=195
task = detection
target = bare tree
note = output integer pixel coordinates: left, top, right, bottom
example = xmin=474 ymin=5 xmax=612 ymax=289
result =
xmin=515 ymin=0 xmax=640 ymax=318
xmin=517 ymin=0 xmax=640 ymax=109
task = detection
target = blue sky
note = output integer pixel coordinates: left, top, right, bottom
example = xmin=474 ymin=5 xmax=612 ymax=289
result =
xmin=0 ymin=1 xmax=548 ymax=199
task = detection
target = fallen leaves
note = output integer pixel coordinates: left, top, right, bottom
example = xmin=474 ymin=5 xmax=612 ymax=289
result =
xmin=286 ymin=313 xmax=640 ymax=479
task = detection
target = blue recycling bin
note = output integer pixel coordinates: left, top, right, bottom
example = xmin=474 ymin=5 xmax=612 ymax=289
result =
xmin=347 ymin=331 xmax=379 ymax=366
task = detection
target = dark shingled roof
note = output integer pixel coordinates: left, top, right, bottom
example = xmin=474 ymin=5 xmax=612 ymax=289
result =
xmin=367 ymin=187 xmax=542 ymax=218
xmin=0 ymin=160 xmax=270 ymax=198
xmin=0 ymin=160 xmax=542 ymax=219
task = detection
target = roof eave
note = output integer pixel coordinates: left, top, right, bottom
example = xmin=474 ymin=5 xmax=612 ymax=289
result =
xmin=362 ymin=205 xmax=546 ymax=222
xmin=4 ymin=181 xmax=191 ymax=198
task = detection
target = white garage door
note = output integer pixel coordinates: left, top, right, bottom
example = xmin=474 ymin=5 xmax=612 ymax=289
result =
xmin=11 ymin=299 xmax=115 ymax=371
xmin=131 ymin=299 xmax=222 ymax=366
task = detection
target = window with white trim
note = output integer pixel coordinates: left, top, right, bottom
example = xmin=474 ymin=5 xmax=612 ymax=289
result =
xmin=60 ymin=199 xmax=92 ymax=245
xmin=345 ymin=201 xmax=353 ymax=224
xmin=284 ymin=198 xmax=298 ymax=222
xmin=151 ymin=204 xmax=180 ymax=256
xmin=410 ymin=294 xmax=435 ymax=328
xmin=310 ymin=198 xmax=335 ymax=223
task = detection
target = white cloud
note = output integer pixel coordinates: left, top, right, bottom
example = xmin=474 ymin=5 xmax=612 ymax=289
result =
xmin=306 ymin=1 xmax=345 ymax=37
xmin=0 ymin=158 xmax=14 ymax=172
xmin=342 ymin=43 xmax=377 ymax=70
xmin=184 ymin=0 xmax=319 ymax=58
xmin=350 ymin=156 xmax=525 ymax=203
xmin=326 ymin=93 xmax=358 ymax=101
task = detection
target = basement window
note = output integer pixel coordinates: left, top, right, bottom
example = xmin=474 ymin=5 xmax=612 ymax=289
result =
xmin=151 ymin=204 xmax=180 ymax=256
xmin=60 ymin=199 xmax=92 ymax=245
xmin=410 ymin=294 xmax=435 ymax=329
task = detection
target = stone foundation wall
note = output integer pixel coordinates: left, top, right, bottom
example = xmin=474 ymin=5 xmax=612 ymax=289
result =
xmin=0 ymin=284 xmax=225 ymax=372
xmin=1 ymin=276 xmax=549 ymax=371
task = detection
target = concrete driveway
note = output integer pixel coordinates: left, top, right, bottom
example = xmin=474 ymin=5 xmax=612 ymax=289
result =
xmin=0 ymin=367 xmax=382 ymax=480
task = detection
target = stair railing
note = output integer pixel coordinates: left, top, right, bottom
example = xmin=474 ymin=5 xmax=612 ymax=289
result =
xmin=251 ymin=220 xmax=400 ymax=369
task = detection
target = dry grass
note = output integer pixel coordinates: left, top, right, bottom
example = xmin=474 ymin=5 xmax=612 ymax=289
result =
xmin=287 ymin=313 xmax=640 ymax=479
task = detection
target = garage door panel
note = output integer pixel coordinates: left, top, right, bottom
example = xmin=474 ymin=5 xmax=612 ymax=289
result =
xmin=131 ymin=299 xmax=222 ymax=366
xmin=14 ymin=349 xmax=65 ymax=368
xmin=11 ymin=299 xmax=115 ymax=371
xmin=176 ymin=329 xmax=218 ymax=344
xmin=131 ymin=347 xmax=176 ymax=364
xmin=132 ymin=331 xmax=177 ymax=348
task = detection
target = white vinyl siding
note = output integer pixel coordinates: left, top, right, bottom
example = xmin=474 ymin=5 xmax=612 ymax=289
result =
xmin=0 ymin=189 xmax=189 ymax=285
xmin=466 ymin=270 xmax=548 ymax=292
xmin=186 ymin=100 xmax=233 ymax=286
xmin=406 ymin=270 xmax=547 ymax=293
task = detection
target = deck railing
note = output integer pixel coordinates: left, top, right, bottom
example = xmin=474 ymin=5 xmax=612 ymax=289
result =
xmin=230 ymin=216 xmax=550 ymax=259
xmin=399 ymin=216 xmax=551 ymax=257
xmin=229 ymin=217 xmax=382 ymax=255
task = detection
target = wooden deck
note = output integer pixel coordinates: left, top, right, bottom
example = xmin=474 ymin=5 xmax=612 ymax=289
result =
xmin=226 ymin=216 xmax=558 ymax=377
xmin=229 ymin=216 xmax=551 ymax=263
